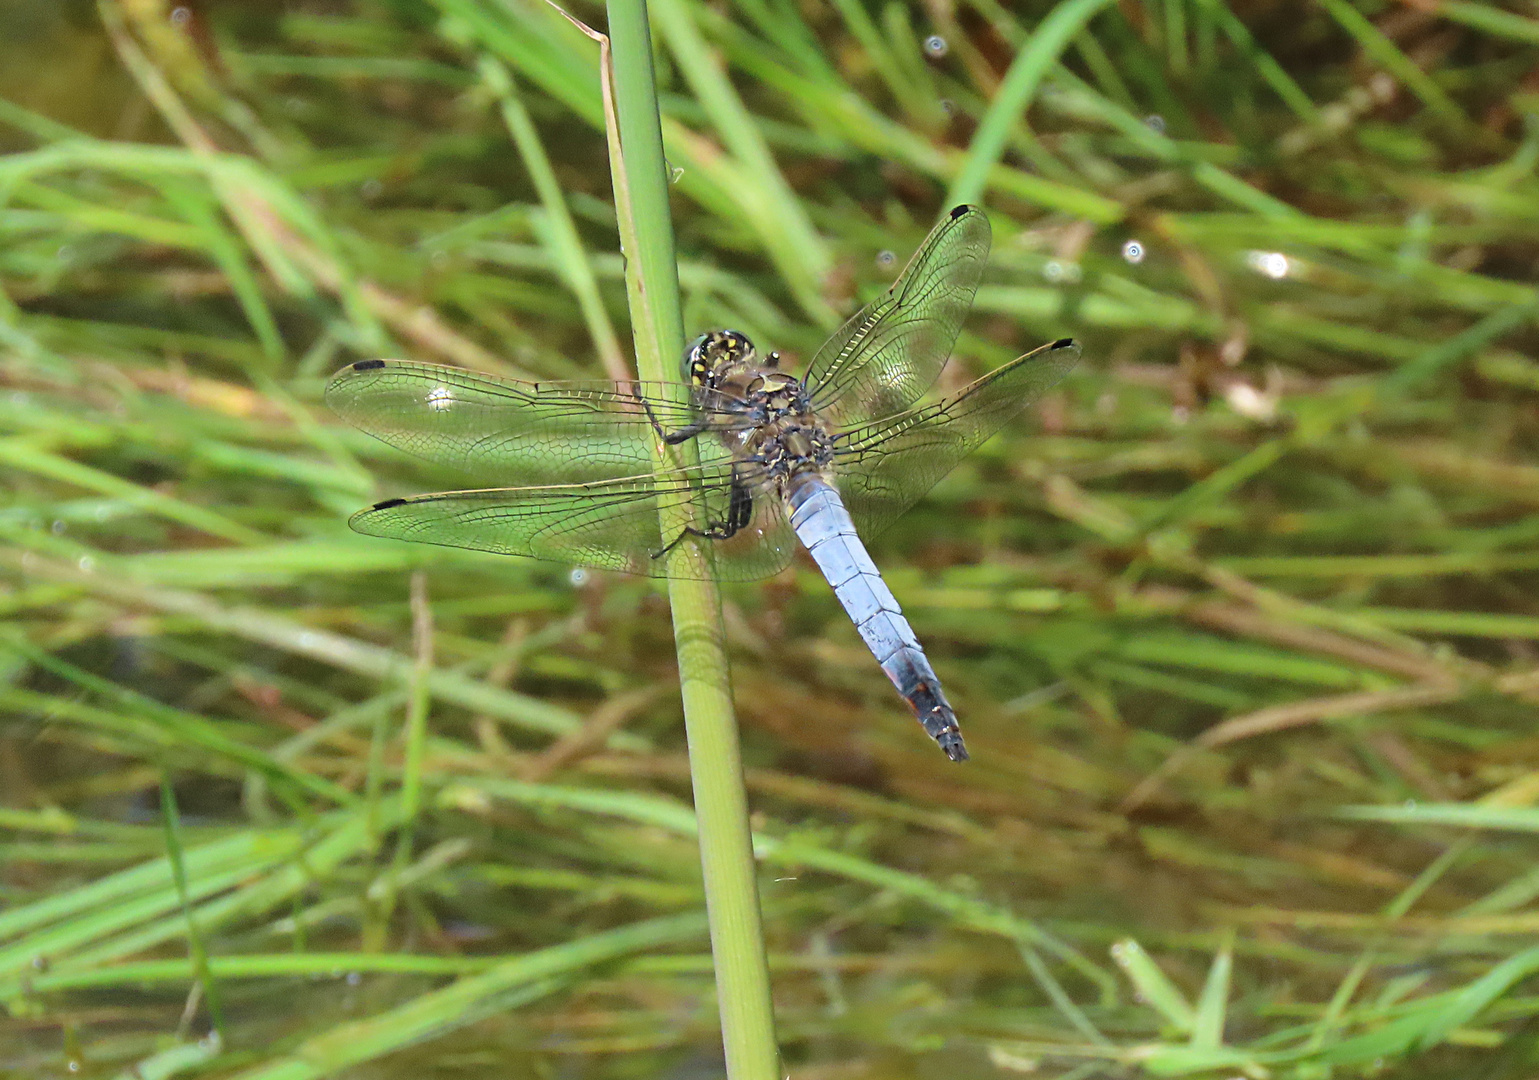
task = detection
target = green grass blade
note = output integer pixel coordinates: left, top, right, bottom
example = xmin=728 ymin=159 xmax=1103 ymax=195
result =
xmin=947 ymin=0 xmax=1117 ymax=207
xmin=1341 ymin=803 xmax=1539 ymax=832
xmin=224 ymin=913 xmax=706 ymax=1080
xmin=159 ymin=774 xmax=227 ymax=1041
xmin=1315 ymin=0 xmax=1476 ymax=132
xmin=1189 ymin=931 xmax=1232 ymax=1050
xmin=1111 ymin=938 xmax=1196 ymax=1034
xmin=651 ymin=0 xmax=833 ymax=326
xmin=472 ymin=54 xmax=630 ymax=380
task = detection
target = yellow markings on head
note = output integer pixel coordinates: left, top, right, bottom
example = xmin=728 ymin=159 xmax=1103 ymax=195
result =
xmin=683 ymin=329 xmax=760 ymax=387
xmin=717 ymin=330 xmax=750 ymax=363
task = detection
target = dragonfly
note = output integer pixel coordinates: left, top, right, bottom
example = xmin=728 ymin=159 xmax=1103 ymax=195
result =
xmin=327 ymin=204 xmax=1079 ymax=761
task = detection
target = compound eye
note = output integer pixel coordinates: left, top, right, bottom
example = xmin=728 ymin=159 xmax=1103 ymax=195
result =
xmin=682 ymin=333 xmax=711 ymax=382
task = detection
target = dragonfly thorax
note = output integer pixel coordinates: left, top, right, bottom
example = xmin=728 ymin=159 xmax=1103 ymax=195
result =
xmin=740 ymin=403 xmax=834 ymax=487
xmin=686 ymin=330 xmax=832 ymax=483
xmin=759 ymin=422 xmax=834 ymax=482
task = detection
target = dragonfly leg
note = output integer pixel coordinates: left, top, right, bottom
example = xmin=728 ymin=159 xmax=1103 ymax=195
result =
xmin=651 ymin=476 xmax=753 ymax=561
xmin=638 ymin=395 xmax=709 ymax=445
xmin=663 ymin=422 xmax=709 ymax=446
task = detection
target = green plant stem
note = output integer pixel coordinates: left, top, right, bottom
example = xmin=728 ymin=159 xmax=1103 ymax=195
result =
xmin=604 ymin=1 xmax=780 ymax=1077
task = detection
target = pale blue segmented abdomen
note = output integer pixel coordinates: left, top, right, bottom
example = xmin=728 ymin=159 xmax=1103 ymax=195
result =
xmin=787 ymin=477 xmax=967 ymax=761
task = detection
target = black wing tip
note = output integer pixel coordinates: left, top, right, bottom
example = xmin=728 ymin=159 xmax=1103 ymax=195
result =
xmin=948 ymin=204 xmax=977 ymax=220
xmin=370 ymin=497 xmax=409 ymax=510
xmin=1051 ymin=337 xmax=1076 ymax=350
xmin=351 ymin=359 xmax=388 ymax=371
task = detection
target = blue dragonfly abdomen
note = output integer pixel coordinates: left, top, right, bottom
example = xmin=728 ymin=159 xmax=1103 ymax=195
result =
xmin=788 ymin=476 xmax=966 ymax=761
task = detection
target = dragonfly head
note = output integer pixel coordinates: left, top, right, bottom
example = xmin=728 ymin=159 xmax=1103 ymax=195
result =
xmin=684 ymin=329 xmax=761 ymax=389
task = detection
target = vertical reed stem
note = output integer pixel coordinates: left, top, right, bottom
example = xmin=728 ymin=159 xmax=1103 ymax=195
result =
xmin=603 ymin=2 xmax=781 ymax=1076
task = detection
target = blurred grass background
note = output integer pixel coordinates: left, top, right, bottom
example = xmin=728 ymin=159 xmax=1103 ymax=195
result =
xmin=3 ymin=0 xmax=1539 ymax=1077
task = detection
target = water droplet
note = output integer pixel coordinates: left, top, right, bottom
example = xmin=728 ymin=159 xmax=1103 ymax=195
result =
xmin=1246 ymin=250 xmax=1290 ymax=279
xmin=170 ymin=6 xmax=191 ymax=26
xmin=56 ymin=244 xmax=72 ymax=260
xmin=1224 ymin=382 xmax=1276 ymax=422
xmin=939 ymin=98 xmax=956 ymax=116
xmin=923 ymin=35 xmax=948 ymax=58
xmin=569 ymin=567 xmax=589 ymax=586
xmin=50 ymin=519 xmax=65 ymax=535
xmin=1144 ymin=114 xmax=1166 ymax=134
xmin=1042 ymin=260 xmax=1080 ymax=284
xmin=1121 ymin=239 xmax=1145 ymax=264
xmin=77 ymin=556 xmax=95 ymax=573
xmin=875 ymin=250 xmax=896 ymax=269
xmin=1403 ymin=798 xmax=1417 ymax=809
xmin=361 ymin=178 xmax=383 ymax=200
xmin=67 ymin=1061 xmax=81 ymax=1074
xmin=346 ymin=970 xmax=363 ymax=986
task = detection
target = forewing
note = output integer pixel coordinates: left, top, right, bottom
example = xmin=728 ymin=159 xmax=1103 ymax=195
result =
xmin=833 ymin=339 xmax=1080 ymax=537
xmin=347 ymin=465 xmax=796 ymax=582
xmin=326 ymin=359 xmax=730 ymax=485
xmin=804 ymin=205 xmax=992 ymax=428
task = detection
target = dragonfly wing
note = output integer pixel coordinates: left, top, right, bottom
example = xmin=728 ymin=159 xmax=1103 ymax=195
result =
xmin=326 ymin=360 xmax=730 ymax=484
xmin=347 ymin=465 xmax=797 ymax=582
xmin=833 ymin=339 xmax=1080 ymax=538
xmin=804 ymin=205 xmax=992 ymax=429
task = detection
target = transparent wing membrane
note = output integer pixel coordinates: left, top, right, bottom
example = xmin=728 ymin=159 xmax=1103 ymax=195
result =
xmin=325 ymin=360 xmax=733 ymax=484
xmin=804 ymin=205 xmax=992 ymax=429
xmin=347 ymin=464 xmax=797 ymax=582
xmin=833 ymin=339 xmax=1081 ymax=538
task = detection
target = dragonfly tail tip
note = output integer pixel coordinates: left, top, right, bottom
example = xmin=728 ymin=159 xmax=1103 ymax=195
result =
xmin=939 ymin=732 xmax=969 ymax=762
